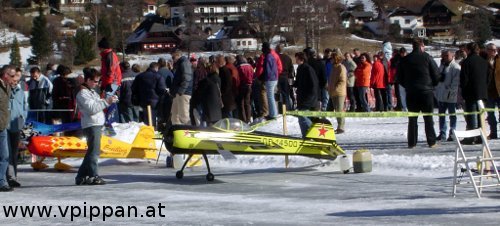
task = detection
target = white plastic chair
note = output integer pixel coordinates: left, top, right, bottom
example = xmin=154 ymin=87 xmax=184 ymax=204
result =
xmin=452 ymin=129 xmax=500 ymax=198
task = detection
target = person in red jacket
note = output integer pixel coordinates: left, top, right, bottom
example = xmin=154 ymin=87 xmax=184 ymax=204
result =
xmin=354 ymin=53 xmax=372 ymax=112
xmin=236 ymin=55 xmax=254 ymax=123
xmin=371 ymin=54 xmax=386 ymax=111
xmin=98 ymin=37 xmax=122 ymax=93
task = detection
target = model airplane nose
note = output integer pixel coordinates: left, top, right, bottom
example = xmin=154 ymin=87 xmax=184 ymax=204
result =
xmin=28 ymin=136 xmax=56 ymax=157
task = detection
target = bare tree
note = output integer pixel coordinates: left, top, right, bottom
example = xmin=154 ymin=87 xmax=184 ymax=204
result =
xmin=106 ymin=0 xmax=144 ymax=59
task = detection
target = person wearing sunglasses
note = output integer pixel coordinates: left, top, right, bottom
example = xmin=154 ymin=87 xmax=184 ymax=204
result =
xmin=74 ymin=67 xmax=118 ymax=186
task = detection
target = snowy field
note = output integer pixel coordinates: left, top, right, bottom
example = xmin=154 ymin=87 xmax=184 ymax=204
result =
xmin=1 ymin=115 xmax=500 ymax=225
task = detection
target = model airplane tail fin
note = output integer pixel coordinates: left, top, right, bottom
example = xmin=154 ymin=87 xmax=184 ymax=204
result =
xmin=131 ymin=125 xmax=157 ymax=149
xmin=305 ymin=118 xmax=336 ymax=141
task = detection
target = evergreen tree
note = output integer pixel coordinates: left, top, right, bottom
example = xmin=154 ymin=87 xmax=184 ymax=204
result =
xmin=471 ymin=10 xmax=492 ymax=47
xmin=9 ymin=36 xmax=22 ymax=68
xmin=97 ymin=14 xmax=115 ymax=48
xmin=30 ymin=6 xmax=52 ymax=64
xmin=73 ymin=28 xmax=95 ymax=65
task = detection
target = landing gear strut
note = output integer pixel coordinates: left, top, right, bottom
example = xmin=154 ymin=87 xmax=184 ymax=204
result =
xmin=175 ymin=153 xmax=215 ymax=181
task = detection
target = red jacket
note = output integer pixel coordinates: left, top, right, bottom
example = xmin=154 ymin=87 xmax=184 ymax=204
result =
xmin=370 ymin=60 xmax=386 ymax=88
xmin=238 ymin=63 xmax=254 ymax=85
xmin=255 ymin=49 xmax=283 ymax=80
xmin=100 ymin=49 xmax=122 ymax=90
xmin=354 ymin=61 xmax=371 ymax=87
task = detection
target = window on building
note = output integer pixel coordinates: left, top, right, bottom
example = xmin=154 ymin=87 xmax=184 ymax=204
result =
xmin=144 ymin=44 xmax=149 ymax=49
xmin=239 ymin=6 xmax=242 ymax=12
xmin=200 ymin=8 xmax=204 ymax=13
xmin=248 ymin=40 xmax=252 ymax=45
xmin=224 ymin=17 xmax=228 ymax=22
xmin=149 ymin=5 xmax=154 ymax=11
xmin=242 ymin=41 xmax=247 ymax=46
xmin=393 ymin=20 xmax=400 ymax=24
xmin=210 ymin=8 xmax=214 ymax=13
xmin=223 ymin=7 xmax=227 ymax=13
xmin=201 ymin=18 xmax=205 ymax=23
xmin=237 ymin=41 xmax=241 ymax=46
xmin=405 ymin=19 xmax=410 ymax=24
xmin=210 ymin=17 xmax=215 ymax=23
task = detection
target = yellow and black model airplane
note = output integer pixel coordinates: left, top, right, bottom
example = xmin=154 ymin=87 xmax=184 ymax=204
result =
xmin=164 ymin=118 xmax=345 ymax=181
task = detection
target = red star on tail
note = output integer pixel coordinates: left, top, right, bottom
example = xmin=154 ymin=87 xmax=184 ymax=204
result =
xmin=318 ymin=124 xmax=328 ymax=137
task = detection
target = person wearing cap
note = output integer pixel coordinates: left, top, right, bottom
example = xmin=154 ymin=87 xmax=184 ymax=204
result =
xmin=98 ymin=37 xmax=122 ymax=94
xmin=255 ymin=42 xmax=283 ymax=119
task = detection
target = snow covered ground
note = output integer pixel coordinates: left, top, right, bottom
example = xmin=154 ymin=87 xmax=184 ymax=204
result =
xmin=0 ymin=46 xmax=32 ymax=66
xmin=0 ymin=28 xmax=29 ymax=46
xmin=1 ymin=115 xmax=500 ymax=225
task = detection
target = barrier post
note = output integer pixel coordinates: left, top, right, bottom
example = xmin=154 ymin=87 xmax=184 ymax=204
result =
xmin=283 ymin=104 xmax=289 ymax=168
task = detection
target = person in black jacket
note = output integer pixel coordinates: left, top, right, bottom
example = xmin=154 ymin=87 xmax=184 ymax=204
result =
xmin=460 ymin=42 xmax=489 ymax=144
xmin=304 ymin=47 xmax=326 ymax=110
xmin=216 ymin=55 xmax=236 ymax=118
xmin=294 ymin=52 xmax=319 ymax=137
xmin=131 ymin=62 xmax=166 ymax=128
xmin=397 ymin=38 xmax=439 ymax=148
xmin=119 ymin=61 xmax=139 ymax=123
xmin=192 ymin=64 xmax=222 ymax=126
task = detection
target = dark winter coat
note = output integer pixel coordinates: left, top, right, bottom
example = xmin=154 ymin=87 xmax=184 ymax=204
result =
xmin=0 ymin=80 xmax=10 ymax=130
xmin=52 ymin=76 xmax=75 ymax=110
xmin=192 ymin=72 xmax=222 ymax=123
xmin=294 ymin=63 xmax=319 ymax=110
xmin=279 ymin=53 xmax=294 ymax=79
xmin=460 ymin=53 xmax=489 ymax=101
xmin=219 ymin=65 xmax=236 ymax=112
xmin=158 ymin=67 xmax=174 ymax=89
xmin=193 ymin=65 xmax=208 ymax=92
xmin=308 ymin=57 xmax=327 ymax=88
xmin=27 ymin=75 xmax=52 ymax=110
xmin=487 ymin=56 xmax=498 ymax=99
xmin=172 ymin=56 xmax=193 ymax=96
xmin=131 ymin=69 xmax=166 ymax=108
xmin=397 ymin=48 xmax=439 ymax=94
xmin=119 ymin=69 xmax=137 ymax=107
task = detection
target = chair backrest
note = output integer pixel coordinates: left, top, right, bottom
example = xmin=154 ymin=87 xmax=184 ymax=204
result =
xmin=453 ymin=129 xmax=482 ymax=139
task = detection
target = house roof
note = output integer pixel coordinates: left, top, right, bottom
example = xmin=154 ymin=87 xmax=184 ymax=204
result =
xmin=388 ymin=7 xmax=421 ymax=17
xmin=421 ymin=0 xmax=480 ymax=17
xmin=342 ymin=11 xmax=375 ymax=18
xmin=165 ymin=0 xmax=253 ymax=6
xmin=127 ymin=14 xmax=179 ymax=44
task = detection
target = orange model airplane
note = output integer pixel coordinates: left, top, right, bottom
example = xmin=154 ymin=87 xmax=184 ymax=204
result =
xmin=27 ymin=125 xmax=158 ymax=171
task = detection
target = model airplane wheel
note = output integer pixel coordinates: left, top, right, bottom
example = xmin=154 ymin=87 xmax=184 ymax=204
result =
xmin=176 ymin=171 xmax=183 ymax=179
xmin=206 ymin=173 xmax=214 ymax=181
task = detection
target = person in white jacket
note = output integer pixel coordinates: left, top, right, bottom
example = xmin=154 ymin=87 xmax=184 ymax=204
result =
xmin=75 ymin=68 xmax=117 ymax=185
xmin=435 ymin=50 xmax=461 ymax=141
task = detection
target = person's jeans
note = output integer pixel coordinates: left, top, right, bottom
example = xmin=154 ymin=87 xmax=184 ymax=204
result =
xmin=298 ymin=113 xmax=312 ymax=137
xmin=385 ymin=84 xmax=393 ymax=111
xmin=0 ymin=129 xmax=9 ymax=187
xmin=278 ymin=76 xmax=292 ymax=111
xmin=464 ymin=101 xmax=480 ymax=130
xmin=357 ymin=86 xmax=370 ymax=112
xmin=265 ymin=80 xmax=278 ymax=118
xmin=76 ymin=126 xmax=103 ymax=179
xmin=119 ymin=104 xmax=139 ymax=123
xmin=399 ymin=84 xmax=407 ymax=111
xmin=438 ymin=102 xmax=457 ymax=135
xmin=7 ymin=131 xmax=21 ymax=180
xmin=321 ymin=88 xmax=329 ymax=111
xmin=347 ymin=87 xmax=356 ymax=111
xmin=486 ymin=98 xmax=500 ymax=136
xmin=373 ymin=88 xmax=386 ymax=111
